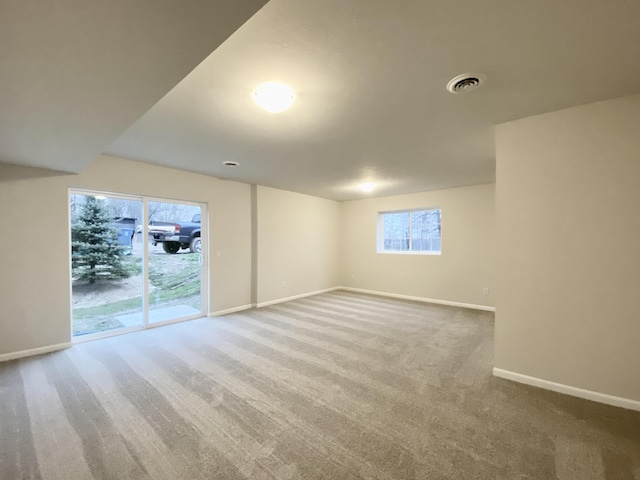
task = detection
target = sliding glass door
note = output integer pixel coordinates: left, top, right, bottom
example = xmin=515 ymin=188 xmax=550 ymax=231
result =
xmin=70 ymin=192 xmax=144 ymax=337
xmin=70 ymin=190 xmax=206 ymax=339
xmin=147 ymin=200 xmax=203 ymax=325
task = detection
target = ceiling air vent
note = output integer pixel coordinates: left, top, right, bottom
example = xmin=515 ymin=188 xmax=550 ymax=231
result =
xmin=446 ymin=73 xmax=487 ymax=94
xmin=223 ymin=161 xmax=239 ymax=167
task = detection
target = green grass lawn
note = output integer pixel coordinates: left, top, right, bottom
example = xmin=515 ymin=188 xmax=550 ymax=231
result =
xmin=73 ymin=297 xmax=144 ymax=321
xmin=72 ymin=253 xmax=202 ymax=335
xmin=149 ymin=254 xmax=201 ymax=305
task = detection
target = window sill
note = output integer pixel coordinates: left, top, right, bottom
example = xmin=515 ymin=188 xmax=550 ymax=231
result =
xmin=376 ymin=250 xmax=441 ymax=256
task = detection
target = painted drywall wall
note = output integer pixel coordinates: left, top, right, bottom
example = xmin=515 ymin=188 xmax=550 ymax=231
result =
xmin=340 ymin=184 xmax=495 ymax=308
xmin=256 ymin=185 xmax=341 ymax=305
xmin=495 ymin=93 xmax=640 ymax=402
xmin=0 ymin=155 xmax=252 ymax=355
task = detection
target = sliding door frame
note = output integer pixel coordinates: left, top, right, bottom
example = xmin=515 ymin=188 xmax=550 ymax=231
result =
xmin=143 ymin=196 xmax=208 ymax=329
xmin=69 ymin=188 xmax=208 ymax=343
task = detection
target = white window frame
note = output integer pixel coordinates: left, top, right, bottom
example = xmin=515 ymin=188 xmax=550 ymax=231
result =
xmin=376 ymin=207 xmax=442 ymax=255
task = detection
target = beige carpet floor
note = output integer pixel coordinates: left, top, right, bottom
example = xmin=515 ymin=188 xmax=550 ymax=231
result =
xmin=1 ymin=290 xmax=639 ymax=479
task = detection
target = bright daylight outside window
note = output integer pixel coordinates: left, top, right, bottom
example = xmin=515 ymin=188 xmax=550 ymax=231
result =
xmin=378 ymin=209 xmax=442 ymax=254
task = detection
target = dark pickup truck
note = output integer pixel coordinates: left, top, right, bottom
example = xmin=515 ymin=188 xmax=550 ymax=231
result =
xmin=149 ymin=213 xmax=202 ymax=254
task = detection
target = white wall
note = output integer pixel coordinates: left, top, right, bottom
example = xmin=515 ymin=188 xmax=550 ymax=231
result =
xmin=0 ymin=155 xmax=252 ymax=355
xmin=495 ymin=93 xmax=640 ymax=402
xmin=256 ymin=185 xmax=341 ymax=305
xmin=340 ymin=184 xmax=495 ymax=308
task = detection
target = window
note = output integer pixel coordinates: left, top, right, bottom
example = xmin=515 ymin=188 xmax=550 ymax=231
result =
xmin=378 ymin=208 xmax=441 ymax=254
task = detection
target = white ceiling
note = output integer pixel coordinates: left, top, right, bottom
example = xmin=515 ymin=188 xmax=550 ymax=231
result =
xmin=5 ymin=1 xmax=640 ymax=201
xmin=0 ymin=0 xmax=268 ymax=172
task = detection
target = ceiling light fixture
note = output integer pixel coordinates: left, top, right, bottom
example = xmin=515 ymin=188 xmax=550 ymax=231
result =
xmin=359 ymin=182 xmax=377 ymax=192
xmin=253 ymin=82 xmax=295 ymax=113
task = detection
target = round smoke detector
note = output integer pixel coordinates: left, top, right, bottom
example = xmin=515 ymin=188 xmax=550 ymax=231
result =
xmin=223 ymin=161 xmax=239 ymax=167
xmin=446 ymin=73 xmax=487 ymax=94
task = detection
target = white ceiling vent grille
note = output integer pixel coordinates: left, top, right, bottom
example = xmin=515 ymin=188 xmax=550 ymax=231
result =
xmin=446 ymin=73 xmax=487 ymax=94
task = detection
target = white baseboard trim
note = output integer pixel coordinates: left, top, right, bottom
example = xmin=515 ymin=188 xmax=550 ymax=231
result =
xmin=208 ymin=304 xmax=253 ymax=317
xmin=257 ymin=287 xmax=342 ymax=308
xmin=0 ymin=342 xmax=72 ymax=363
xmin=493 ymin=367 xmax=640 ymax=412
xmin=338 ymin=287 xmax=495 ymax=312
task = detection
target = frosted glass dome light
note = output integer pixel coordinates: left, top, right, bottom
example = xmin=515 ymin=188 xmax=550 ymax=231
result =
xmin=253 ymin=82 xmax=295 ymax=113
xmin=359 ymin=182 xmax=377 ymax=192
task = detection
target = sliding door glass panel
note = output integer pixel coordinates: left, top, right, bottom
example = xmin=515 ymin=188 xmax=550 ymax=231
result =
xmin=70 ymin=193 xmax=143 ymax=336
xmin=147 ymin=201 xmax=202 ymax=323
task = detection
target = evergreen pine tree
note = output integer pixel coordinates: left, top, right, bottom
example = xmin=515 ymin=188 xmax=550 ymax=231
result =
xmin=71 ymin=196 xmax=131 ymax=284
